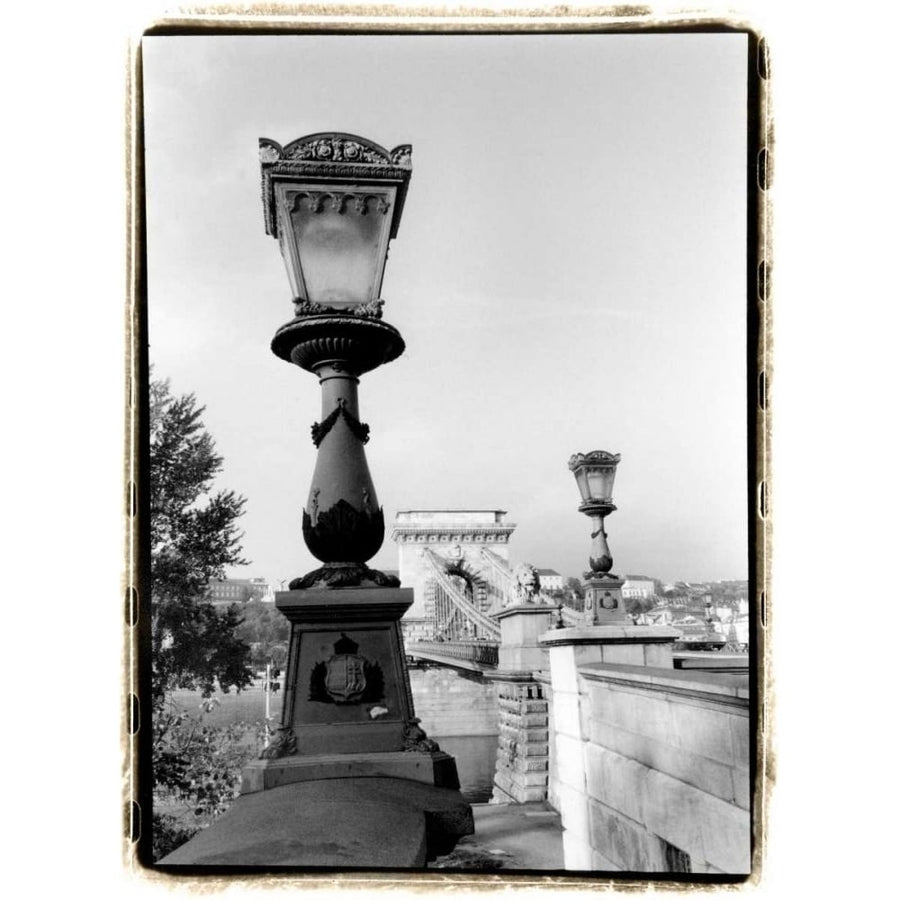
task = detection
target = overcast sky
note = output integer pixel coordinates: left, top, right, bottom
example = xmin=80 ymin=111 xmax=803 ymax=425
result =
xmin=143 ymin=32 xmax=748 ymax=587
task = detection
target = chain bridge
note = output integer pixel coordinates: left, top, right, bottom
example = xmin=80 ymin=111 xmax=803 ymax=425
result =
xmin=391 ymin=511 xmax=581 ymax=672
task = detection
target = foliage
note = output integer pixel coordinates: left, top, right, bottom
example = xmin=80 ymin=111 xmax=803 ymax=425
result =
xmin=151 ymin=696 xmax=268 ymax=860
xmin=564 ymin=576 xmax=585 ymax=600
xmin=152 ymin=814 xmax=200 ymax=862
xmin=150 ymin=375 xmax=254 ymax=706
xmin=623 ymin=593 xmax=658 ymax=617
xmin=233 ymin=599 xmax=290 ymax=668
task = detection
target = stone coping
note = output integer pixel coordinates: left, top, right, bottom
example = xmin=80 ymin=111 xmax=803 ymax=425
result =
xmin=276 ymin=586 xmax=413 ymax=622
xmin=483 ymin=669 xmax=544 ymax=683
xmin=674 ymin=652 xmax=750 ymax=671
xmin=578 ymin=662 xmax=750 ymax=703
xmin=495 ymin=603 xmax=558 ymax=620
xmin=538 ymin=624 xmax=681 ymax=646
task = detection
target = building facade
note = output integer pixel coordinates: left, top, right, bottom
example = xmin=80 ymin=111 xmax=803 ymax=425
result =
xmin=206 ymin=577 xmax=275 ymax=606
xmin=622 ymin=577 xmax=656 ymax=600
xmin=535 ymin=569 xmax=564 ymax=592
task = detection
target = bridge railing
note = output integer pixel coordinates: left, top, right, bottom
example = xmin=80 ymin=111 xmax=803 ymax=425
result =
xmin=406 ymin=639 xmax=499 ymax=668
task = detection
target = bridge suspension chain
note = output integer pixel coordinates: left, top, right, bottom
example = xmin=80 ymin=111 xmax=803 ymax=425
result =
xmin=479 ymin=547 xmax=515 ymax=605
xmin=423 ymin=548 xmax=501 ymax=641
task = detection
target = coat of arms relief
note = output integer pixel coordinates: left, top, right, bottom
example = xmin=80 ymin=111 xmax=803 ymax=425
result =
xmin=308 ymin=633 xmax=385 ymax=705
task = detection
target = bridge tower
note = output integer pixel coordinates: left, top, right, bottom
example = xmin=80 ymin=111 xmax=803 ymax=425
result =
xmin=391 ymin=510 xmax=516 ymax=640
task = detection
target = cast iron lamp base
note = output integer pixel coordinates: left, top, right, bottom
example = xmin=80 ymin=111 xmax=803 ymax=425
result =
xmin=289 ymin=561 xmax=400 ymax=590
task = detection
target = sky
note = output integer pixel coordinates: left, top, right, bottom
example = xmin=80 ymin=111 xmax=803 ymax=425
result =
xmin=142 ymin=32 xmax=749 ymax=588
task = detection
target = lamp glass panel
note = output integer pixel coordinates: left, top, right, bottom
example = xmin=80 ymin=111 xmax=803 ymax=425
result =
xmin=574 ymin=469 xmax=591 ymax=502
xmin=586 ymin=467 xmax=616 ymax=500
xmin=289 ymin=190 xmax=393 ymax=308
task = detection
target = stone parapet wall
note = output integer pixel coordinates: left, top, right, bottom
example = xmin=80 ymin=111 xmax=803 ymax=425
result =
xmin=545 ymin=653 xmax=750 ymax=874
xmin=581 ymin=668 xmax=750 ymax=813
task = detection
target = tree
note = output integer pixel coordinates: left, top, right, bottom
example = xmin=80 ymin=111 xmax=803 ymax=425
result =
xmin=623 ymin=593 xmax=658 ymax=617
xmin=234 ymin=599 xmax=290 ymax=668
xmin=150 ymin=375 xmax=254 ymax=706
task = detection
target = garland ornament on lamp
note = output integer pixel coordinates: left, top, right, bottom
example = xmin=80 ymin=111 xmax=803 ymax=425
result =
xmin=260 ymin=132 xmax=413 ymax=589
xmin=568 ymin=450 xmax=628 ymax=625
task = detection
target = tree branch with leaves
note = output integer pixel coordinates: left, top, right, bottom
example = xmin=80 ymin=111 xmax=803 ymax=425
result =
xmin=149 ymin=375 xmax=254 ymax=707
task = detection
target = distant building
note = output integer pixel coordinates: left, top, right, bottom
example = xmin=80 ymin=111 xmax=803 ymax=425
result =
xmin=637 ymin=608 xmax=672 ymax=626
xmin=622 ymin=576 xmax=655 ymax=600
xmin=535 ymin=569 xmax=564 ymax=592
xmin=206 ymin=577 xmax=274 ymax=606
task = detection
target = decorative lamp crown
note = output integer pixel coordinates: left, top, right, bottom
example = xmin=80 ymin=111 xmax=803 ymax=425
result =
xmin=568 ymin=450 xmax=621 ymax=509
xmin=260 ymin=133 xmax=412 ymax=316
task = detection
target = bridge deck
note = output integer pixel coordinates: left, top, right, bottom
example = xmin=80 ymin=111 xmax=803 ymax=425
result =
xmin=405 ymin=639 xmax=499 ymax=673
xmin=406 ymin=648 xmax=493 ymax=673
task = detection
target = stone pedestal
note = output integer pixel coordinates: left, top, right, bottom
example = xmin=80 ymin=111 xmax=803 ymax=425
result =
xmin=160 ymin=585 xmax=476 ymax=868
xmin=489 ymin=603 xmax=556 ymax=804
xmin=539 ymin=623 xmax=682 ymax=671
xmin=583 ymin=574 xmax=627 ymax=626
xmin=243 ymin=587 xmax=461 ymax=793
xmin=496 ymin=603 xmax=556 ymax=672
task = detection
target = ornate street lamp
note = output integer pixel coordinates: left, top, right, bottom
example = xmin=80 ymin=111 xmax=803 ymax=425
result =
xmin=260 ymin=132 xmax=412 ymax=589
xmin=248 ymin=133 xmax=461 ymax=803
xmin=568 ymin=450 xmax=628 ymax=625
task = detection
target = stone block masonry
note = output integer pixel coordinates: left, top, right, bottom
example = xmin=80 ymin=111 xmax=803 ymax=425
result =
xmin=539 ymin=626 xmax=750 ymax=875
xmin=577 ymin=663 xmax=750 ymax=873
xmin=491 ymin=679 xmax=550 ymax=804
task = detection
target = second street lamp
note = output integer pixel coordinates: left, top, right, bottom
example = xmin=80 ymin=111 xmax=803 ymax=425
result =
xmin=568 ymin=450 xmax=628 ymax=625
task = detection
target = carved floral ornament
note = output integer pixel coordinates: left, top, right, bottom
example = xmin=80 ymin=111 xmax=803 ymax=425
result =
xmin=568 ymin=450 xmax=622 ymax=471
xmin=260 ymin=134 xmax=412 ymax=168
xmin=260 ymin=132 xmax=413 ymax=241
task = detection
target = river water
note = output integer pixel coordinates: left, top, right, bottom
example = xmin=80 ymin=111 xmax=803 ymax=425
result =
xmin=167 ymin=682 xmax=499 ymax=802
xmin=432 ymin=733 xmax=498 ymax=803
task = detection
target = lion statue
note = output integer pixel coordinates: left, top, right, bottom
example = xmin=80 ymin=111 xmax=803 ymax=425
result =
xmin=512 ymin=563 xmax=541 ymax=604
